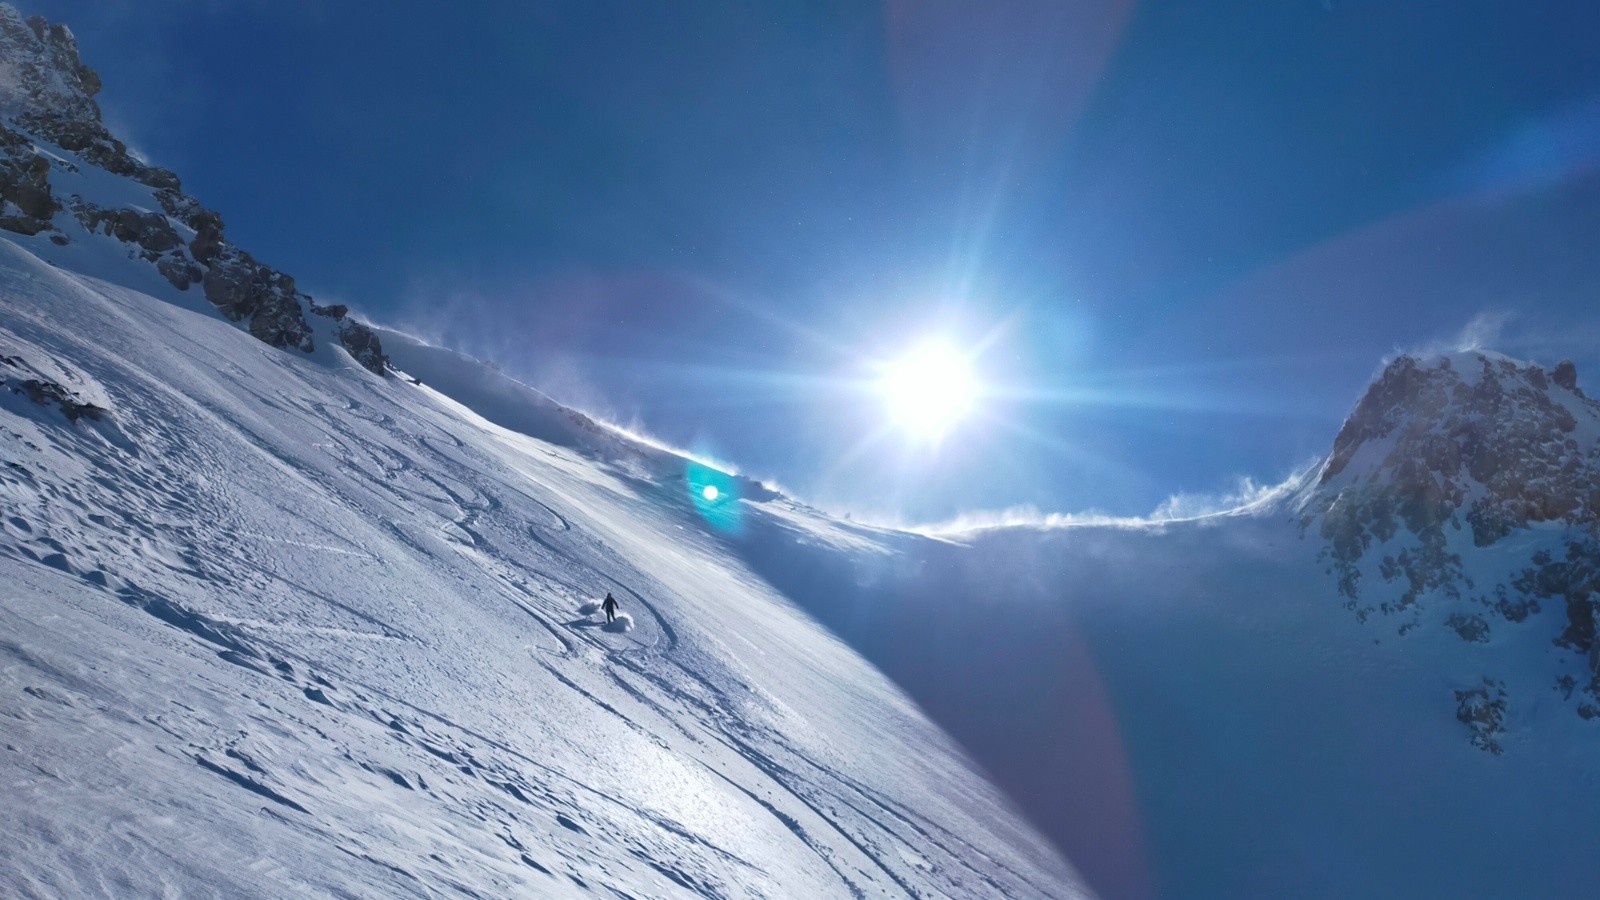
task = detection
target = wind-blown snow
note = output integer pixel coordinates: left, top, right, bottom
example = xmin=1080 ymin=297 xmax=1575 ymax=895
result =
xmin=6 ymin=8 xmax=1599 ymax=893
xmin=0 ymin=237 xmax=1084 ymax=898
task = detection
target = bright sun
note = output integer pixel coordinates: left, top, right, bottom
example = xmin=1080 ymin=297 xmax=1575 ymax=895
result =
xmin=876 ymin=340 xmax=980 ymax=440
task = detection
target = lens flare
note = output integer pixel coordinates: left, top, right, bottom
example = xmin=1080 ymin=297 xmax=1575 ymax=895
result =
xmin=687 ymin=462 xmax=741 ymax=533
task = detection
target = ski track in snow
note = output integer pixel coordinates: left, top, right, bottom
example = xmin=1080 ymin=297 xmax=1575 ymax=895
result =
xmin=0 ymin=240 xmax=1085 ymax=898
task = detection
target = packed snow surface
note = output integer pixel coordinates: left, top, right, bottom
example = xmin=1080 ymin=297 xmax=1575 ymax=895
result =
xmin=0 ymin=239 xmax=1084 ymax=898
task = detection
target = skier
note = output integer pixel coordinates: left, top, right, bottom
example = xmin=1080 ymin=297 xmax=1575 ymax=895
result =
xmin=601 ymin=592 xmax=619 ymax=624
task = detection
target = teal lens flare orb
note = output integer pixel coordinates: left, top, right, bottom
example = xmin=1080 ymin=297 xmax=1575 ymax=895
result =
xmin=687 ymin=462 xmax=741 ymax=533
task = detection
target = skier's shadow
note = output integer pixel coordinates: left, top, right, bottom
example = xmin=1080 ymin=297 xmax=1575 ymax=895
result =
xmin=566 ymin=618 xmax=631 ymax=634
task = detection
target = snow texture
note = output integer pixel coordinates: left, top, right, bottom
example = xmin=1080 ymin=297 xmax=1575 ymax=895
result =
xmin=4 ymin=5 xmax=1599 ymax=898
xmin=0 ymin=234 xmax=1086 ymax=898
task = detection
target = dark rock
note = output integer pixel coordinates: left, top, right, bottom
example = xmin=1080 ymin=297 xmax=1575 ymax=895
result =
xmin=338 ymin=320 xmax=390 ymax=375
xmin=154 ymin=188 xmax=208 ymax=231
xmin=10 ymin=376 xmax=105 ymax=422
xmin=188 ymin=209 xmax=226 ymax=265
xmin=155 ymin=255 xmax=203 ymax=291
xmin=137 ymin=166 xmax=181 ymax=191
xmin=0 ymin=126 xmax=60 ymax=235
xmin=1509 ymin=538 xmax=1600 ymax=710
xmin=1490 ymin=585 xmax=1538 ymax=623
xmin=1446 ymin=612 xmax=1490 ymax=644
xmin=1514 ymin=541 xmax=1600 ymax=655
xmin=201 ymin=257 xmax=263 ymax=321
xmin=198 ymin=249 xmax=314 ymax=352
xmin=248 ymin=298 xmax=315 ymax=352
xmin=1454 ymin=678 xmax=1507 ymax=755
xmin=73 ymin=201 xmax=182 ymax=253
xmin=1558 ymin=674 xmax=1576 ymax=700
xmin=1553 ymin=360 xmax=1579 ymax=393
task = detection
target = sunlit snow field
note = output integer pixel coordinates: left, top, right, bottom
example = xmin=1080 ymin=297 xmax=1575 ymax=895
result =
xmin=0 ymin=239 xmax=1083 ymax=898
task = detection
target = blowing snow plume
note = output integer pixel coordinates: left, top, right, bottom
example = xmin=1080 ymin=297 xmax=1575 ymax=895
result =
xmin=7 ymin=5 xmax=1600 ymax=900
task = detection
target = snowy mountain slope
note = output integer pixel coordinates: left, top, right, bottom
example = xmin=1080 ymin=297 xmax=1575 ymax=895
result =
xmin=0 ymin=236 xmax=1086 ymax=897
xmin=703 ymin=353 xmax=1600 ymax=899
xmin=0 ymin=17 xmax=1088 ymax=891
xmin=6 ymin=7 xmax=1598 ymax=900
xmin=0 ymin=17 xmax=1100 ymax=890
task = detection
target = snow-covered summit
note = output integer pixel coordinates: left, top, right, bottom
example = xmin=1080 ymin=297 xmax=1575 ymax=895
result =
xmin=1312 ymin=349 xmax=1597 ymax=539
xmin=1289 ymin=350 xmax=1600 ymax=707
xmin=0 ymin=7 xmax=101 ymax=123
xmin=1305 ymin=349 xmax=1597 ymax=591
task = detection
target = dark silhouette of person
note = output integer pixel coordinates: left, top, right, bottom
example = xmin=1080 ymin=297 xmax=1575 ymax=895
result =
xmin=601 ymin=593 xmax=618 ymax=624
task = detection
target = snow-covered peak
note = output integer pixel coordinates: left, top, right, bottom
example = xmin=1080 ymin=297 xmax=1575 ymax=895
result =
xmin=0 ymin=6 xmax=101 ymax=122
xmin=1284 ymin=348 xmax=1600 ymax=735
xmin=1310 ymin=349 xmax=1599 ymax=543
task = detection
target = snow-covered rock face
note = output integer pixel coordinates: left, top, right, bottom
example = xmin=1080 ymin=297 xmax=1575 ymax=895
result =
xmin=1315 ymin=351 xmax=1598 ymax=547
xmin=1303 ymin=350 xmax=1600 ymax=724
xmin=0 ymin=4 xmax=387 ymax=373
xmin=0 ymin=11 xmax=102 ymax=129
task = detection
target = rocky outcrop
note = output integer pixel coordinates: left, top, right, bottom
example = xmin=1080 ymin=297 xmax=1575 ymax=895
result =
xmin=1318 ymin=353 xmax=1596 ymax=547
xmin=310 ymin=301 xmax=389 ymax=375
xmin=1303 ymin=350 xmax=1600 ymax=743
xmin=1455 ymin=678 xmax=1508 ymax=755
xmin=0 ymin=4 xmax=386 ymax=373
xmin=70 ymin=199 xmax=203 ymax=290
xmin=0 ymin=353 xmax=104 ymax=422
xmin=0 ymin=127 xmax=58 ymax=235
xmin=198 ymin=246 xmax=314 ymax=352
xmin=0 ymin=12 xmax=102 ymax=123
xmin=1513 ymin=538 xmax=1600 ymax=717
xmin=1312 ymin=353 xmax=1599 ymax=610
xmin=0 ymin=12 xmax=176 ymax=192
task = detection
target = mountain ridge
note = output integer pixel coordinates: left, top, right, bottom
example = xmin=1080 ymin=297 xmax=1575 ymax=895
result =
xmin=0 ymin=4 xmax=387 ymax=373
xmin=4 ymin=5 xmax=1599 ymax=898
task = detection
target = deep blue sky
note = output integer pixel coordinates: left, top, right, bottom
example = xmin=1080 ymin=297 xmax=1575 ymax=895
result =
xmin=27 ymin=0 xmax=1600 ymax=521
